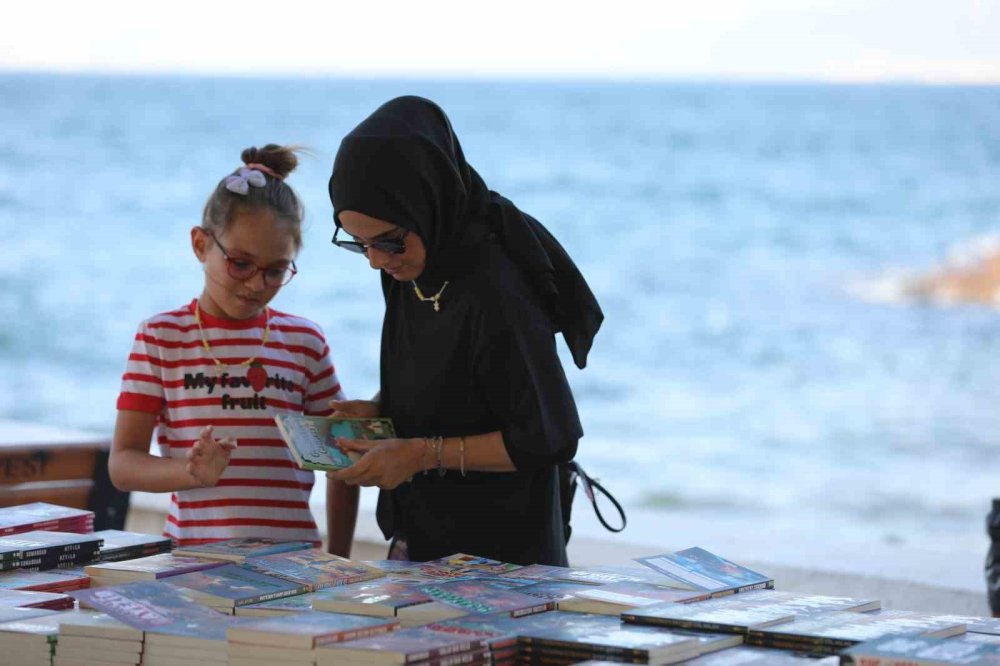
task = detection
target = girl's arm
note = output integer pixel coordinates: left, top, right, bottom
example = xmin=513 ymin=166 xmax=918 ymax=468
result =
xmin=326 ymin=478 xmax=359 ymax=556
xmin=109 ymin=410 xmax=233 ymax=492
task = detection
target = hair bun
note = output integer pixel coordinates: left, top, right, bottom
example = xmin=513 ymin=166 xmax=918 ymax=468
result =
xmin=241 ymin=144 xmax=299 ymax=180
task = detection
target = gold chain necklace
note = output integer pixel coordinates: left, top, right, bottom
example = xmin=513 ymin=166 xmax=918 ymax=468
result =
xmin=194 ymin=301 xmax=271 ymax=374
xmin=412 ymin=280 xmax=449 ymax=312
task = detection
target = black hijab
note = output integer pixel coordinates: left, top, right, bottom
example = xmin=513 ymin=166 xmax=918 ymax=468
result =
xmin=329 ymin=96 xmax=603 ymax=369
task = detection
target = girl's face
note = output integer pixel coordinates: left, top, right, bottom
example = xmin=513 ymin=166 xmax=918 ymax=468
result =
xmin=192 ymin=208 xmax=298 ymax=320
xmin=337 ymin=210 xmax=427 ymax=282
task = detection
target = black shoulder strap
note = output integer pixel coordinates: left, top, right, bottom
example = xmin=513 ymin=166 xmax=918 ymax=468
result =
xmin=569 ymin=461 xmax=627 ymax=533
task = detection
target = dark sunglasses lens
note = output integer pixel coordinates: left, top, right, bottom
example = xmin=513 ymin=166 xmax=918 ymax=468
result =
xmin=335 ymin=241 xmax=368 ymax=255
xmin=372 ymin=240 xmax=405 ymax=255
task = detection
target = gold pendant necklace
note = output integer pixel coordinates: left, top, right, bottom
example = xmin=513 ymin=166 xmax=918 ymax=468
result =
xmin=412 ymin=280 xmax=449 ymax=312
xmin=194 ymin=301 xmax=271 ymax=376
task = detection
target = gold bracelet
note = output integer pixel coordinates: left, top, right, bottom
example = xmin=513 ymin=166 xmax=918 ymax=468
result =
xmin=459 ymin=436 xmax=466 ymax=477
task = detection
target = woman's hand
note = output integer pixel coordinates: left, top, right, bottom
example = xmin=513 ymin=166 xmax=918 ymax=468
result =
xmin=186 ymin=425 xmax=238 ymax=487
xmin=328 ymin=437 xmax=426 ymax=489
xmin=329 ymin=399 xmax=380 ymax=419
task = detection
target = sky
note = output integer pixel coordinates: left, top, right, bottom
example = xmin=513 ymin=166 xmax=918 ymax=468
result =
xmin=3 ymin=0 xmax=1000 ymax=82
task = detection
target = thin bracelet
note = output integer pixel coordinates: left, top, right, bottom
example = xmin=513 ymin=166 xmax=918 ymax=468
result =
xmin=422 ymin=437 xmax=433 ymax=475
xmin=459 ymin=436 xmax=466 ymax=477
xmin=434 ymin=436 xmax=446 ymax=476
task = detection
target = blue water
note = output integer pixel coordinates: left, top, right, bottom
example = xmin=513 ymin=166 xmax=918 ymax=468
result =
xmin=3 ymin=73 xmax=1000 ymax=554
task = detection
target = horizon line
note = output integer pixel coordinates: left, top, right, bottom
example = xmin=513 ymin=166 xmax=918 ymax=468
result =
xmin=3 ymin=65 xmax=1000 ymax=87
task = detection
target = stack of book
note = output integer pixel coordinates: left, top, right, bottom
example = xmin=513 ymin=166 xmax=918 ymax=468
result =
xmin=0 ymin=607 xmax=69 ymax=665
xmin=54 ymin=610 xmax=144 ymax=666
xmin=840 ymin=634 xmax=1000 ymax=665
xmin=240 ymin=547 xmax=385 ymax=591
xmin=515 ymin=611 xmax=704 ymax=664
xmin=744 ymin=609 xmax=968 ymax=656
xmin=226 ymin=610 xmax=399 ymax=666
xmin=75 ymin=580 xmax=241 ymax=666
xmin=315 ymin=622 xmax=493 ymax=666
xmin=172 ymin=537 xmax=313 ymax=563
xmin=0 ymin=587 xmax=74 ymax=610
xmin=164 ymin=563 xmax=311 ymax=614
xmin=84 ymin=552 xmax=225 ymax=587
xmin=93 ymin=529 xmax=173 ymax=562
xmin=0 ymin=531 xmax=103 ymax=571
xmin=0 ymin=503 xmax=94 ymax=536
xmin=0 ymin=568 xmax=91 ymax=593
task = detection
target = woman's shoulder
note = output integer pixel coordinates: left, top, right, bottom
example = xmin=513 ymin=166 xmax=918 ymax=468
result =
xmin=465 ymin=244 xmax=552 ymax=332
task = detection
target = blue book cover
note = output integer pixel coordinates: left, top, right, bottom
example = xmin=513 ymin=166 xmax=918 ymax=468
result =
xmin=841 ymin=634 xmax=1000 ymax=665
xmin=242 ymin=548 xmax=384 ymax=591
xmin=74 ymin=581 xmax=238 ymax=639
xmin=635 ymin=547 xmax=773 ymax=593
xmin=166 ymin=563 xmax=309 ymax=607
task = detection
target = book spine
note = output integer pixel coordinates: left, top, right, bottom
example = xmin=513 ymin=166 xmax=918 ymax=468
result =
xmin=235 ymin=587 xmax=305 ymax=607
xmin=620 ymin=615 xmax=744 ymax=634
xmin=509 ymin=601 xmax=556 ymax=618
xmin=315 ymin=623 xmax=396 ymax=646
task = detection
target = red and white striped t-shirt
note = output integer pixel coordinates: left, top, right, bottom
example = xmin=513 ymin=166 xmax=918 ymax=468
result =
xmin=116 ymin=299 xmax=345 ymax=547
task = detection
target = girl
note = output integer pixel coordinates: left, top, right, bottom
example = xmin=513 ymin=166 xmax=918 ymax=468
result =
xmin=110 ymin=144 xmax=358 ymax=555
xmin=326 ymin=97 xmax=603 ymax=566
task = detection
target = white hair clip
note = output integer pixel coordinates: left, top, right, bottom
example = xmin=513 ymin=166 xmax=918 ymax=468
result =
xmin=224 ymin=167 xmax=267 ymax=195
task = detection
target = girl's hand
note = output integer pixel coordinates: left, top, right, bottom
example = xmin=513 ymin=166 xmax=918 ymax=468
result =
xmin=186 ymin=426 xmax=238 ymax=488
xmin=328 ymin=437 xmax=426 ymax=489
xmin=329 ymin=399 xmax=380 ymax=419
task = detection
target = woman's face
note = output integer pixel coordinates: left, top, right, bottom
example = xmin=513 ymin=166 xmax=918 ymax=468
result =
xmin=338 ymin=210 xmax=427 ymax=282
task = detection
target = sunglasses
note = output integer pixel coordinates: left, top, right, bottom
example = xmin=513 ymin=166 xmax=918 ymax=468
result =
xmin=332 ymin=226 xmax=409 ymax=256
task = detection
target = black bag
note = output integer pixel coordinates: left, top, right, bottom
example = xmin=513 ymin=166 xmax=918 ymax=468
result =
xmin=986 ymin=499 xmax=1000 ymax=614
xmin=559 ymin=461 xmax=626 ymax=544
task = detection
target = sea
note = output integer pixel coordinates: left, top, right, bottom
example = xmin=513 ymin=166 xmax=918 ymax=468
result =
xmin=2 ymin=73 xmax=999 ymax=586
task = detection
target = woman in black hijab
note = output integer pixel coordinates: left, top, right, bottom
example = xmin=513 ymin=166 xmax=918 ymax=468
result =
xmin=327 ymin=96 xmax=602 ymax=566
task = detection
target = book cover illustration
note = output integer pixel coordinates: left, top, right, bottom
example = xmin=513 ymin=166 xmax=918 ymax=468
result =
xmin=635 ymin=547 xmax=773 ymax=593
xmin=918 ymin=613 xmax=1000 ymax=636
xmin=416 ymin=553 xmax=523 ymax=579
xmin=735 ymin=589 xmax=881 ymax=616
xmin=242 ymin=548 xmax=385 ymax=591
xmin=418 ymin=578 xmax=554 ymax=616
xmin=515 ymin=611 xmax=702 ymax=661
xmin=172 ymin=537 xmax=312 ymax=562
xmin=622 ymin=595 xmax=796 ymax=634
xmin=0 ymin=588 xmax=74 ymax=610
xmin=73 ymin=581 xmax=239 ymax=639
xmin=275 ymin=413 xmax=396 ymax=471
xmin=512 ymin=580 xmax=600 ymax=604
xmin=497 ymin=564 xmax=575 ymax=583
xmin=840 ymin=634 xmax=1000 ymax=665
xmin=567 ymin=581 xmax=711 ymax=608
xmin=0 ymin=569 xmax=90 ymax=592
xmin=0 ymin=503 xmax=94 ymax=535
xmin=86 ymin=552 xmax=226 ymax=579
xmin=747 ymin=610 xmax=966 ymax=651
xmin=313 ymin=579 xmax=439 ymax=618
xmin=227 ymin=610 xmax=399 ymax=648
xmin=166 ymin=563 xmax=309 ymax=607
